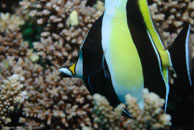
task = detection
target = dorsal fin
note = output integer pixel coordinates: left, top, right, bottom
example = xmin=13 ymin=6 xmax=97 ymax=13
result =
xmin=169 ymin=23 xmax=192 ymax=86
xmin=104 ymin=0 xmax=128 ymax=14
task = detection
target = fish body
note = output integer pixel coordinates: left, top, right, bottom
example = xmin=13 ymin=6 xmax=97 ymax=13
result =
xmin=102 ymin=0 xmax=144 ymax=107
xmin=59 ymin=0 xmax=192 ymax=115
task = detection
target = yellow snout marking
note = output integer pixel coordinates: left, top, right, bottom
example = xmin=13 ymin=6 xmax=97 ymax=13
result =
xmin=69 ymin=63 xmax=76 ymax=75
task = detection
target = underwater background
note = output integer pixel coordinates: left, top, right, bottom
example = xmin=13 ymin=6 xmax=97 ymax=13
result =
xmin=0 ymin=0 xmax=194 ymax=129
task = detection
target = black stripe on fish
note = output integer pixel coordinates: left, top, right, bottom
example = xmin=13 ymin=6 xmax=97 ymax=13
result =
xmin=126 ymin=0 xmax=166 ymax=99
xmin=81 ymin=15 xmax=121 ymax=107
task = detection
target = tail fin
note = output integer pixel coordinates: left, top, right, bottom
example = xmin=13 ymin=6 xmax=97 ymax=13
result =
xmin=169 ymin=23 xmax=192 ymax=86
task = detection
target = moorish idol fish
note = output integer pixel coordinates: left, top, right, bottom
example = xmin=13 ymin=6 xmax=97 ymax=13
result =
xmin=59 ymin=0 xmax=192 ymax=117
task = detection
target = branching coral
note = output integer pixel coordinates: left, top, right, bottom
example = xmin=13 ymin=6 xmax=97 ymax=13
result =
xmin=0 ymin=13 xmax=26 ymax=57
xmin=0 ymin=13 xmax=24 ymax=33
xmin=0 ymin=74 xmax=27 ymax=125
xmin=0 ymin=56 xmax=43 ymax=85
xmin=0 ymin=55 xmax=93 ymax=129
xmin=20 ymin=0 xmax=104 ymax=67
xmin=0 ymin=43 xmax=93 ymax=129
xmin=19 ymin=68 xmax=93 ymax=129
xmin=85 ymin=89 xmax=171 ymax=130
xmin=92 ymin=94 xmax=125 ymax=129
xmin=0 ymin=1 xmax=95 ymax=128
xmin=125 ymin=89 xmax=171 ymax=130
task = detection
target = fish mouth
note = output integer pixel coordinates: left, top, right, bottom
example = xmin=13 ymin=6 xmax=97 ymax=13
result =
xmin=59 ymin=72 xmax=71 ymax=78
xmin=58 ymin=67 xmax=72 ymax=78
